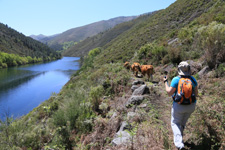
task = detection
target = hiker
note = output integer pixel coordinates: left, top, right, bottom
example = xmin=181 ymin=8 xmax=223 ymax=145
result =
xmin=163 ymin=61 xmax=198 ymax=150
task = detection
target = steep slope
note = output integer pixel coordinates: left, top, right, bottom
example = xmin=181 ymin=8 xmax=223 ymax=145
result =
xmin=0 ymin=0 xmax=224 ymax=149
xmin=95 ymin=0 xmax=224 ymax=64
xmin=41 ymin=16 xmax=137 ymax=51
xmin=64 ymin=0 xmax=224 ymax=65
xmin=0 ymin=23 xmax=61 ymax=68
xmin=0 ymin=23 xmax=60 ymax=59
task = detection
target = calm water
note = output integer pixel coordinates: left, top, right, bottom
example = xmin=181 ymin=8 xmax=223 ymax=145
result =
xmin=0 ymin=57 xmax=80 ymax=120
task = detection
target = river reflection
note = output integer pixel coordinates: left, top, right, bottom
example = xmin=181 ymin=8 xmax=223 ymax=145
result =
xmin=0 ymin=57 xmax=79 ymax=120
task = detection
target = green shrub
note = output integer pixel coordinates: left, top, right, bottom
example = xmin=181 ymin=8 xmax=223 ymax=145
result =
xmin=2 ymin=63 xmax=7 ymax=68
xmin=178 ymin=27 xmax=195 ymax=44
xmin=196 ymin=21 xmax=225 ymax=69
xmin=137 ymin=43 xmax=167 ymax=64
xmin=168 ymin=46 xmax=181 ymax=64
xmin=215 ymin=63 xmax=225 ymax=77
xmin=137 ymin=44 xmax=152 ymax=59
xmin=89 ymin=85 xmax=104 ymax=111
xmin=88 ymin=47 xmax=101 ymax=58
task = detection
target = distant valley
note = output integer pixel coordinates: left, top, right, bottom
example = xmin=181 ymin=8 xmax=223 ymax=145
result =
xmin=30 ymin=16 xmax=137 ymax=51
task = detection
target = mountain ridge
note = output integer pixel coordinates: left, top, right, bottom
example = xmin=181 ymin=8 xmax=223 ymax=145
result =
xmin=31 ymin=16 xmax=137 ymax=51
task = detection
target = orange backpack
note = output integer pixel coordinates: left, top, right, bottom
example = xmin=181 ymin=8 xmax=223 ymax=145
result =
xmin=173 ymin=76 xmax=196 ymax=105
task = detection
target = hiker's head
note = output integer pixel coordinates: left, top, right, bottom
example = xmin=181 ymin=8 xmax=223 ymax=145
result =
xmin=178 ymin=61 xmax=191 ymax=76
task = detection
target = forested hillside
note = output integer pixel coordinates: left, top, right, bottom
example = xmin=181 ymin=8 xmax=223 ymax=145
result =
xmin=0 ymin=23 xmax=61 ymax=68
xmin=0 ymin=0 xmax=224 ymax=149
xmin=39 ymin=16 xmax=137 ymax=51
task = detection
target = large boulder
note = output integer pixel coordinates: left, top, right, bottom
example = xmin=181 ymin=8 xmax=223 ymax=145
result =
xmin=131 ymin=85 xmax=139 ymax=92
xmin=198 ymin=66 xmax=210 ymax=77
xmin=132 ymin=84 xmax=150 ymax=95
xmin=163 ymin=64 xmax=174 ymax=74
xmin=125 ymin=96 xmax=144 ymax=108
xmin=187 ymin=60 xmax=202 ymax=75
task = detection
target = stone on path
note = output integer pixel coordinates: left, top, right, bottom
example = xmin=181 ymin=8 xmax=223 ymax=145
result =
xmin=132 ymin=84 xmax=150 ymax=96
xmin=132 ymin=80 xmax=145 ymax=85
xmin=125 ymin=96 xmax=144 ymax=108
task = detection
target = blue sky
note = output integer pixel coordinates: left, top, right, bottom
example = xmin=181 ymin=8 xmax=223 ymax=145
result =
xmin=0 ymin=0 xmax=176 ymax=36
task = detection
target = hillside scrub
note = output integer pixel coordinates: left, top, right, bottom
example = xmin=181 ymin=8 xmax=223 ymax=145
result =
xmin=196 ymin=22 xmax=225 ymax=69
xmin=0 ymin=0 xmax=224 ymax=149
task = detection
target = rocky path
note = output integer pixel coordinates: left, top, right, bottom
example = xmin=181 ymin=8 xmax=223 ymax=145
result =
xmin=108 ymin=73 xmax=177 ymax=150
xmin=81 ymin=72 xmax=198 ymax=150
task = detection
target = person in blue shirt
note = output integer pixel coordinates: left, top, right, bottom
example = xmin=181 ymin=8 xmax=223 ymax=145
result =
xmin=163 ymin=61 xmax=198 ymax=150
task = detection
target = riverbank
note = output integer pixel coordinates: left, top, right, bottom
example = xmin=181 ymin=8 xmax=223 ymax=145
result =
xmin=0 ymin=51 xmax=61 ymax=69
xmin=0 ymin=57 xmax=79 ymax=120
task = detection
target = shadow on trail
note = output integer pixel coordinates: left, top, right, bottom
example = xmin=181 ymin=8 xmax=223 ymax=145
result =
xmin=184 ymin=132 xmax=221 ymax=150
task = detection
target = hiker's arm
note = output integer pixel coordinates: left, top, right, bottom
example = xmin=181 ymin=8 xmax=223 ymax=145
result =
xmin=163 ymin=76 xmax=176 ymax=96
xmin=165 ymin=82 xmax=176 ymax=96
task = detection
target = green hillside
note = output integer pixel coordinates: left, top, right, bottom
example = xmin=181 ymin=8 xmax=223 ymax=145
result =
xmin=0 ymin=0 xmax=224 ymax=149
xmin=0 ymin=23 xmax=61 ymax=68
xmin=63 ymin=13 xmax=154 ymax=57
xmin=66 ymin=0 xmax=225 ymax=67
xmin=41 ymin=16 xmax=137 ymax=51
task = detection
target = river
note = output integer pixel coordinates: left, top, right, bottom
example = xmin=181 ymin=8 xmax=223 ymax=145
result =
xmin=0 ymin=57 xmax=80 ymax=120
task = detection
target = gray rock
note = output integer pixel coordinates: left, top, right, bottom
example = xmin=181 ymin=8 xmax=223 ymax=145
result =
xmin=126 ymin=96 xmax=144 ymax=108
xmin=168 ymin=38 xmax=179 ymax=45
xmin=198 ymin=66 xmax=210 ymax=77
xmin=132 ymin=80 xmax=145 ymax=85
xmin=119 ymin=121 xmax=128 ymax=131
xmin=139 ymin=104 xmax=147 ymax=108
xmin=163 ymin=64 xmax=174 ymax=74
xmin=187 ymin=60 xmax=202 ymax=75
xmin=118 ymin=121 xmax=132 ymax=132
xmin=112 ymin=131 xmax=132 ymax=146
xmin=132 ymin=85 xmax=150 ymax=95
xmin=131 ymin=85 xmax=139 ymax=92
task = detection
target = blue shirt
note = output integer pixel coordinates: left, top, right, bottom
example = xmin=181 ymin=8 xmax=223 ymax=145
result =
xmin=170 ymin=76 xmax=198 ymax=102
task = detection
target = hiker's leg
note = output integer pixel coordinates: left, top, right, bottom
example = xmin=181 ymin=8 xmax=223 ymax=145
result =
xmin=181 ymin=103 xmax=196 ymax=135
xmin=171 ymin=103 xmax=184 ymax=149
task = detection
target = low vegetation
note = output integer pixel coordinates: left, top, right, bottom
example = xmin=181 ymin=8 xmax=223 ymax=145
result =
xmin=0 ymin=0 xmax=224 ymax=149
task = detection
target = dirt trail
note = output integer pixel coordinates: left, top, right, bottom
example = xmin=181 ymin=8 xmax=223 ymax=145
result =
xmin=80 ymin=71 xmax=197 ymax=150
xmin=126 ymin=72 xmax=185 ymax=150
xmin=126 ymin=72 xmax=177 ymax=150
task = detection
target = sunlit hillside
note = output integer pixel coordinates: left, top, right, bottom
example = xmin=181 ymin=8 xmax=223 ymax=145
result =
xmin=0 ymin=23 xmax=61 ymax=68
xmin=0 ymin=0 xmax=224 ymax=149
